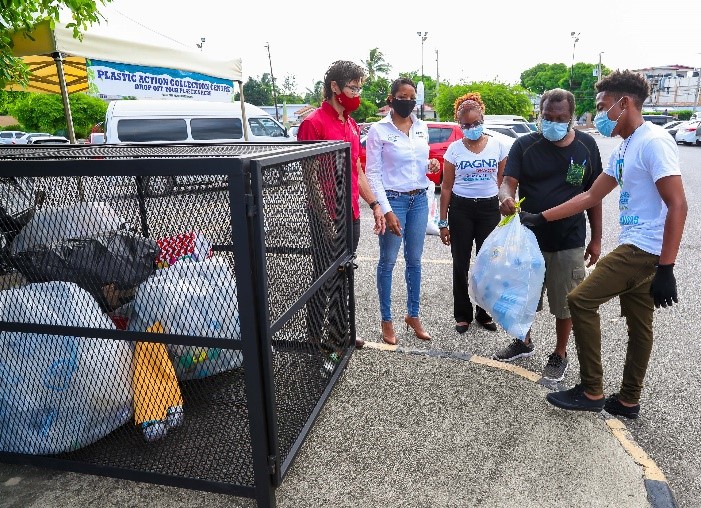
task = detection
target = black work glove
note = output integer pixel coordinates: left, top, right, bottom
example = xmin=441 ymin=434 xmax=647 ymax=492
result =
xmin=650 ymin=264 xmax=678 ymax=308
xmin=519 ymin=211 xmax=546 ymax=228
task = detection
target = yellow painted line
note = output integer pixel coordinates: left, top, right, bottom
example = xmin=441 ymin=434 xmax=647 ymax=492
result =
xmin=360 ymin=344 xmax=672 ymax=490
xmin=355 ymin=256 xmax=453 ymax=265
xmin=606 ymin=418 xmax=667 ymax=482
xmin=470 ymin=354 xmax=542 ymax=382
xmin=362 ymin=341 xmax=398 ymax=352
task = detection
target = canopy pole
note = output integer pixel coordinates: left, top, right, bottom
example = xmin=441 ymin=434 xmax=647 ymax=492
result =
xmin=52 ymin=51 xmax=76 ymax=144
xmin=238 ymin=80 xmax=249 ymax=141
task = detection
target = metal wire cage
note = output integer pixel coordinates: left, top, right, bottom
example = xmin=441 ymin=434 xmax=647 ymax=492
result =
xmin=0 ymin=141 xmax=355 ymax=507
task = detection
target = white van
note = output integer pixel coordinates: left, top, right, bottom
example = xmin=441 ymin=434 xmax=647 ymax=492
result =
xmin=104 ymin=99 xmax=294 ymax=144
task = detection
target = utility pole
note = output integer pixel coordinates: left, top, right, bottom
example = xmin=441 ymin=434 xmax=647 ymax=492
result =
xmin=694 ymin=68 xmax=701 ymax=113
xmin=264 ymin=42 xmax=279 ymax=121
xmin=597 ymin=51 xmax=604 ymax=83
xmin=435 ymin=49 xmax=439 ymax=91
xmin=196 ymin=37 xmax=205 ymax=51
xmin=417 ymin=32 xmax=428 ymax=120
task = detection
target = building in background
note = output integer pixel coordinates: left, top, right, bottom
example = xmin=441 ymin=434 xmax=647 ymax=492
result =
xmin=634 ymin=65 xmax=701 ymax=113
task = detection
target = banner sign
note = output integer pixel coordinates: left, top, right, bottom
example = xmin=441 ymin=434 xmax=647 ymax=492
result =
xmin=86 ymin=59 xmax=234 ymax=102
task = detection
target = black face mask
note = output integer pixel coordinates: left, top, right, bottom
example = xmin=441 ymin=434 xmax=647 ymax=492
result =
xmin=392 ymin=99 xmax=416 ymax=118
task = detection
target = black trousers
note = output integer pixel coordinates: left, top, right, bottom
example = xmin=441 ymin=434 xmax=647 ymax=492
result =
xmin=448 ymin=194 xmax=500 ymax=323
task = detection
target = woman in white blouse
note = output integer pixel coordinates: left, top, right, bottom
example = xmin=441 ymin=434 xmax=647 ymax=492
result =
xmin=365 ymin=78 xmax=440 ymax=345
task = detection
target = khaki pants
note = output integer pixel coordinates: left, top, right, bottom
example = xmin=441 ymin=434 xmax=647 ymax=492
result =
xmin=567 ymin=244 xmax=658 ymax=404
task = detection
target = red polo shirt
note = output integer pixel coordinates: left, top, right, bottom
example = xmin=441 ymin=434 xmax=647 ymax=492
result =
xmin=296 ymin=101 xmax=361 ymax=220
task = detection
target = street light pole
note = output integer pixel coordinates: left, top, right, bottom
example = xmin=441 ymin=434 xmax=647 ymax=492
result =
xmin=264 ymin=42 xmax=279 ymax=121
xmin=417 ymin=32 xmax=428 ymax=120
xmin=597 ymin=51 xmax=605 ymax=83
xmin=570 ymin=31 xmax=580 ymax=90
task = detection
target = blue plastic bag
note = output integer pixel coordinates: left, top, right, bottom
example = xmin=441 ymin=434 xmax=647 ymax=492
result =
xmin=468 ymin=214 xmax=546 ymax=340
xmin=0 ymin=281 xmax=133 ymax=454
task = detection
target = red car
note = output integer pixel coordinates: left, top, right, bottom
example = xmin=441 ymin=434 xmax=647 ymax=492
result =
xmin=359 ymin=122 xmax=465 ymax=185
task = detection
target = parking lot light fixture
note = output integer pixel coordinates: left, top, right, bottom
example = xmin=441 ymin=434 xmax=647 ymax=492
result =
xmin=417 ymin=32 xmax=428 ymax=120
xmin=570 ymin=31 xmax=580 ymax=90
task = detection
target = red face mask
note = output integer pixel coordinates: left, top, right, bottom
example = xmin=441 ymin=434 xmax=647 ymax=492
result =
xmin=335 ymin=93 xmax=360 ymax=113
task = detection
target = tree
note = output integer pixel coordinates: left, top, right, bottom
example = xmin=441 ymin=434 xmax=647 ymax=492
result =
xmin=9 ymin=92 xmax=106 ymax=138
xmin=362 ymin=48 xmax=391 ymax=80
xmin=350 ymin=98 xmax=378 ymax=123
xmin=520 ymin=62 xmax=610 ymax=117
xmin=360 ymin=75 xmax=391 ymax=109
xmin=520 ymin=63 xmax=568 ymax=95
xmin=303 ymin=81 xmax=323 ymax=106
xmin=0 ymin=1 xmax=112 ymax=87
xmin=236 ymin=74 xmax=273 ymax=105
xmin=434 ymin=81 xmax=533 ymax=121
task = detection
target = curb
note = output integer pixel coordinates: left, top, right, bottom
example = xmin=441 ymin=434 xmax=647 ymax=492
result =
xmin=361 ymin=342 xmax=678 ymax=508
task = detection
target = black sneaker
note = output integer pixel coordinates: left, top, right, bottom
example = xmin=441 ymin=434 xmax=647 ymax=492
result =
xmin=542 ymin=353 xmax=568 ymax=381
xmin=491 ymin=339 xmax=535 ymax=362
xmin=604 ymin=393 xmax=640 ymax=419
xmin=546 ymin=383 xmax=605 ymax=412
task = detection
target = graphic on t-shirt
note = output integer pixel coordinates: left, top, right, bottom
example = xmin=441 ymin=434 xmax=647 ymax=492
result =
xmin=615 ymin=158 xmax=624 ymax=187
xmin=456 ymin=158 xmax=498 ymax=182
xmin=619 ymin=190 xmax=630 ymax=211
xmin=565 ymin=157 xmax=586 ymax=186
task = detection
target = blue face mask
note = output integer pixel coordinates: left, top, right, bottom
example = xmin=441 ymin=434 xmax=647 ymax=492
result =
xmin=540 ymin=119 xmax=570 ymax=142
xmin=462 ymin=125 xmax=483 ymax=141
xmin=594 ymin=97 xmax=625 ymax=137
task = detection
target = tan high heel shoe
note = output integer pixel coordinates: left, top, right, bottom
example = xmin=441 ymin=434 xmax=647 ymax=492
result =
xmin=404 ymin=315 xmax=431 ymax=341
xmin=380 ymin=320 xmax=398 ymax=345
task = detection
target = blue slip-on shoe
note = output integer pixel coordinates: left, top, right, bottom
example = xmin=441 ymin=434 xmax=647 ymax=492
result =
xmin=546 ymin=383 xmax=605 ymax=412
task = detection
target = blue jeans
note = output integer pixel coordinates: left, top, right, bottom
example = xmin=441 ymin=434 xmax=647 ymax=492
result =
xmin=377 ymin=189 xmax=428 ymax=322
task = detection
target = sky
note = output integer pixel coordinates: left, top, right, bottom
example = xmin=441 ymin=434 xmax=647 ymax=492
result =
xmin=86 ymin=0 xmax=701 ymax=94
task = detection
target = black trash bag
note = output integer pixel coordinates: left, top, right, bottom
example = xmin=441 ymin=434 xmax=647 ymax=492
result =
xmin=10 ymin=202 xmax=159 ymax=310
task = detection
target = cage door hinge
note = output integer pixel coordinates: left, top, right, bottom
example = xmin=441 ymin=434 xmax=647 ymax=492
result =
xmin=267 ymin=454 xmax=277 ymax=475
xmin=245 ymin=194 xmax=257 ymax=217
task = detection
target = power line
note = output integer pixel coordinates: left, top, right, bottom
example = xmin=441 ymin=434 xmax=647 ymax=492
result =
xmin=107 ymin=7 xmax=191 ymax=48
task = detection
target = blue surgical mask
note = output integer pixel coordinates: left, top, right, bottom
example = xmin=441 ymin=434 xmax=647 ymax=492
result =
xmin=540 ymin=119 xmax=570 ymax=142
xmin=462 ymin=125 xmax=483 ymax=141
xmin=594 ymin=97 xmax=625 ymax=137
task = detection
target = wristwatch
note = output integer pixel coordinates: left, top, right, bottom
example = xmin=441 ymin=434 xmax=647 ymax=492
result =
xmin=437 ymin=219 xmax=449 ymax=229
xmin=368 ymin=200 xmax=380 ymax=209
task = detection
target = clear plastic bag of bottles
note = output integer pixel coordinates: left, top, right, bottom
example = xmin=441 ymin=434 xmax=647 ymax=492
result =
xmin=468 ymin=214 xmax=546 ymax=340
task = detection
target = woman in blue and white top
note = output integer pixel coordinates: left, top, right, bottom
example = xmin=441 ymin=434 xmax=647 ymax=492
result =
xmin=439 ymin=92 xmax=509 ymax=334
xmin=365 ymin=77 xmax=440 ymax=346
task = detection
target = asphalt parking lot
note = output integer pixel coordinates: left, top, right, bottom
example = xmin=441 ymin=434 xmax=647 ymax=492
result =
xmin=0 ymin=134 xmax=698 ymax=507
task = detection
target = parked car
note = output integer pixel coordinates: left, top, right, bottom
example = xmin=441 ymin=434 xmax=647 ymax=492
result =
xmin=359 ymin=122 xmax=516 ymax=185
xmin=87 ymin=132 xmax=105 ymax=144
xmin=26 ymin=135 xmax=70 ymax=145
xmin=0 ymin=131 xmax=26 ymax=145
xmin=674 ymin=121 xmax=701 ymax=145
xmin=661 ymin=120 xmax=685 ymax=138
xmin=642 ymin=114 xmax=676 ymax=126
xmin=15 ymin=132 xmax=51 ymax=144
xmin=484 ymin=120 xmax=531 ymax=137
xmin=482 ymin=124 xmax=520 ymax=138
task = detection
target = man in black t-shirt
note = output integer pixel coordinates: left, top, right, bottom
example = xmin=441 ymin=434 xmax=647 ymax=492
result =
xmin=493 ymin=88 xmax=603 ymax=382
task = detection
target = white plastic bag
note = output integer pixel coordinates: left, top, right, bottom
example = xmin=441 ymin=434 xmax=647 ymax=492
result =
xmin=0 ymin=281 xmax=133 ymax=454
xmin=426 ymin=180 xmax=440 ymax=235
xmin=468 ymin=215 xmax=545 ymax=340
xmin=128 ymin=257 xmax=243 ymax=380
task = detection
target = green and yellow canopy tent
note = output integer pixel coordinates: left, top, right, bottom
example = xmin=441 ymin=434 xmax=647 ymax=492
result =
xmin=5 ymin=20 xmax=244 ymax=142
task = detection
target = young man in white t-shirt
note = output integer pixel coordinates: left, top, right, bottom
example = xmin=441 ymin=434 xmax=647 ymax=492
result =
xmin=520 ymin=70 xmax=688 ymax=419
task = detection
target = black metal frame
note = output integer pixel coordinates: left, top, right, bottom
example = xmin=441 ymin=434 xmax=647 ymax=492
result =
xmin=0 ymin=141 xmax=355 ymax=508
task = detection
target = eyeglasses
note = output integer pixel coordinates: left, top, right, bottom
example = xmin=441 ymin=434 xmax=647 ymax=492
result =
xmin=344 ymin=85 xmax=362 ymax=95
xmin=460 ymin=120 xmax=483 ymax=130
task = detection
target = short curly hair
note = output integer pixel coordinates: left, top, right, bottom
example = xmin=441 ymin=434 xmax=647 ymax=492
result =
xmin=323 ymin=60 xmax=366 ymax=100
xmin=595 ymin=70 xmax=650 ymax=108
xmin=539 ymin=88 xmax=575 ymax=117
xmin=453 ymin=92 xmax=485 ymax=120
